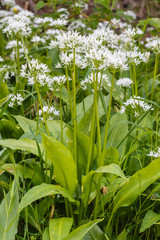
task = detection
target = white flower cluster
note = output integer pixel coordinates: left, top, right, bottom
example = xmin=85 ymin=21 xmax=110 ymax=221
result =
xmin=52 ymin=75 xmax=67 ymax=86
xmin=60 ymin=52 xmax=88 ymax=69
xmin=57 ymin=8 xmax=69 ymax=19
xmin=0 ymin=10 xmax=14 ymax=17
xmin=86 ymin=48 xmax=128 ymax=71
xmin=6 ymin=40 xmax=27 ymax=60
xmin=3 ymin=10 xmax=34 ymax=36
xmin=81 ymin=72 xmax=110 ymax=90
xmin=34 ymin=17 xmax=67 ymax=27
xmin=0 ymin=56 xmax=4 ymax=62
xmin=120 ymin=96 xmax=153 ymax=117
xmin=116 ymin=78 xmax=133 ymax=88
xmin=68 ymin=20 xmax=86 ymax=31
xmin=145 ymin=37 xmax=160 ymax=54
xmin=0 ymin=65 xmax=9 ymax=80
xmin=39 ymin=106 xmax=60 ymax=120
xmin=31 ymin=36 xmax=46 ymax=44
xmin=127 ymin=46 xmax=150 ymax=65
xmin=20 ymin=59 xmax=53 ymax=88
xmin=1 ymin=0 xmax=15 ymax=7
xmin=123 ymin=10 xmax=137 ymax=20
xmin=49 ymin=30 xmax=82 ymax=50
xmin=8 ymin=93 xmax=24 ymax=108
xmin=147 ymin=148 xmax=160 ymax=158
xmin=111 ymin=18 xmax=128 ymax=29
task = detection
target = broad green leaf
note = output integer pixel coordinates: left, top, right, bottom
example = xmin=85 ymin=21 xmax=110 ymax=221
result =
xmin=0 ymin=181 xmax=19 ymax=240
xmin=140 ymin=210 xmax=160 ymax=233
xmin=0 ymin=119 xmax=23 ymax=139
xmin=46 ymin=120 xmax=69 ymax=146
xmin=77 ymin=94 xmax=109 ymax=134
xmin=112 ymin=158 xmax=160 ymax=214
xmin=0 ymin=81 xmax=9 ymax=98
xmin=117 ymin=229 xmax=127 ymax=240
xmin=0 ymin=96 xmax=9 ymax=107
xmin=107 ymin=112 xmax=128 ymax=156
xmin=63 ymin=219 xmax=103 ymax=240
xmin=42 ymin=134 xmax=77 ymax=194
xmin=49 ymin=218 xmax=73 ymax=240
xmin=95 ymin=164 xmax=126 ymax=179
xmin=94 ymin=0 xmax=110 ymax=8
xmin=54 ymin=86 xmax=69 ymax=103
xmin=138 ymin=113 xmax=153 ymax=136
xmin=43 ymin=227 xmax=50 ymax=240
xmin=82 ymin=164 xmax=125 ymax=207
xmin=14 ymin=115 xmax=37 ymax=133
xmin=0 ymin=138 xmax=44 ymax=156
xmin=138 ymin=18 xmax=160 ymax=28
xmin=35 ymin=1 xmax=45 ymax=10
xmin=83 ymin=223 xmax=107 ymax=240
xmin=67 ymin=129 xmax=97 ymax=176
xmin=19 ymin=183 xmax=77 ymax=212
xmin=104 ymin=147 xmax=119 ymax=165
xmin=0 ymin=163 xmax=45 ymax=185
xmin=21 ymin=206 xmax=42 ymax=233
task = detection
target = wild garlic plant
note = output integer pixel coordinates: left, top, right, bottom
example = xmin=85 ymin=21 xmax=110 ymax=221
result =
xmin=0 ymin=2 xmax=160 ymax=239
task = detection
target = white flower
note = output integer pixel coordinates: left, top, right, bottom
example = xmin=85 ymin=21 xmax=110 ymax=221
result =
xmin=31 ymin=36 xmax=46 ymax=44
xmin=147 ymin=148 xmax=160 ymax=158
xmin=68 ymin=20 xmax=86 ymax=31
xmin=60 ymin=52 xmax=88 ymax=69
xmin=20 ymin=59 xmax=53 ymax=88
xmin=8 ymin=93 xmax=24 ymax=108
xmin=3 ymin=10 xmax=33 ymax=36
xmin=127 ymin=46 xmax=150 ymax=65
xmin=38 ymin=106 xmax=60 ymax=120
xmin=116 ymin=78 xmax=133 ymax=88
xmin=1 ymin=0 xmax=15 ymax=7
xmin=52 ymin=75 xmax=67 ymax=85
xmin=0 ymin=56 xmax=4 ymax=62
xmin=145 ymin=37 xmax=160 ymax=54
xmin=0 ymin=10 xmax=14 ymax=17
xmin=49 ymin=30 xmax=83 ymax=50
xmin=81 ymin=72 xmax=110 ymax=90
xmin=124 ymin=10 xmax=137 ymax=20
xmin=120 ymin=96 xmax=154 ymax=116
xmin=49 ymin=19 xmax=68 ymax=27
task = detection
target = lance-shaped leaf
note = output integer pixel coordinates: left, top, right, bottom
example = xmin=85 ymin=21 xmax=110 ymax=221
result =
xmin=140 ymin=210 xmax=160 ymax=233
xmin=63 ymin=219 xmax=103 ymax=240
xmin=0 ymin=138 xmax=44 ymax=156
xmin=82 ymin=164 xmax=126 ymax=207
xmin=49 ymin=217 xmax=73 ymax=240
xmin=0 ymin=181 xmax=19 ymax=240
xmin=42 ymin=134 xmax=77 ymax=194
xmin=112 ymin=158 xmax=160 ymax=214
xmin=19 ymin=183 xmax=77 ymax=212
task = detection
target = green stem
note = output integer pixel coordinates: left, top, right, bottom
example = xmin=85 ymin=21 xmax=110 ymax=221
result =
xmin=16 ymin=39 xmax=20 ymax=83
xmin=133 ymin=63 xmax=137 ymax=97
xmin=85 ymin=101 xmax=96 ymax=175
xmin=151 ymin=53 xmax=158 ymax=101
xmin=35 ymin=91 xmax=54 ymax=137
xmin=66 ymin=65 xmax=73 ymax=118
xmin=94 ymin=70 xmax=102 ymax=167
xmin=35 ymin=80 xmax=49 ymax=136
xmin=129 ymin=63 xmax=134 ymax=97
xmin=101 ymin=72 xmax=115 ymax=166
xmin=20 ymin=35 xmax=30 ymax=66
xmin=60 ymin=88 xmax=63 ymax=144
xmin=145 ymin=63 xmax=148 ymax=98
xmin=72 ymin=48 xmax=77 ymax=165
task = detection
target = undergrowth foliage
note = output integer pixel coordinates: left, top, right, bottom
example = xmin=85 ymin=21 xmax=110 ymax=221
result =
xmin=0 ymin=0 xmax=160 ymax=239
